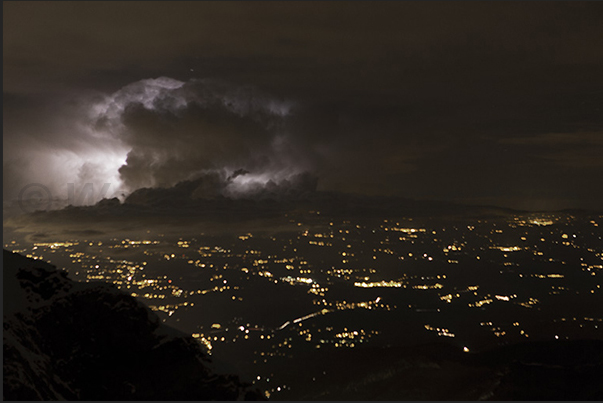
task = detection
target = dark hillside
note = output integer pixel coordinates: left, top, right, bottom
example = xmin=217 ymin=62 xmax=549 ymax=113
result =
xmin=3 ymin=250 xmax=264 ymax=400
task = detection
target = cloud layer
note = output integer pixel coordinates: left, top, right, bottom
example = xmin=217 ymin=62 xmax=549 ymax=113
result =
xmin=4 ymin=76 xmax=320 ymax=210
xmin=4 ymin=2 xmax=603 ymax=211
xmin=93 ymin=77 xmax=316 ymax=196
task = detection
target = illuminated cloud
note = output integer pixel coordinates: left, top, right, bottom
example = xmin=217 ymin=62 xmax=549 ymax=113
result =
xmin=2 ymin=93 xmax=130 ymax=210
xmin=90 ymin=77 xmax=310 ymax=198
xmin=3 ymin=76 xmax=309 ymax=210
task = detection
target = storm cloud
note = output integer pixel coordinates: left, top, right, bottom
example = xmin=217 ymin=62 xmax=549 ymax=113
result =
xmin=4 ymin=2 xmax=603 ymax=211
xmin=91 ymin=77 xmax=312 ymax=194
xmin=4 ymin=76 xmax=322 ymax=210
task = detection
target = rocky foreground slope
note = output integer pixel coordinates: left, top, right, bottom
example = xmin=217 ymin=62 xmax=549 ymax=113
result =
xmin=3 ymin=250 xmax=263 ymax=400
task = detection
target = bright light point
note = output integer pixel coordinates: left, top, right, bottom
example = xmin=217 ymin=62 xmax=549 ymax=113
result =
xmin=463 ymin=346 xmax=470 ymax=352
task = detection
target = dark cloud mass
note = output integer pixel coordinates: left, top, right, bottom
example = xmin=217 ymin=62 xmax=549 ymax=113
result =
xmin=4 ymin=2 xmax=603 ymax=211
xmin=92 ymin=77 xmax=307 ymax=193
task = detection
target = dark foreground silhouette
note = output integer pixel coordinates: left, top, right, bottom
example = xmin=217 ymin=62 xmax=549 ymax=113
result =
xmin=3 ymin=250 xmax=264 ymax=400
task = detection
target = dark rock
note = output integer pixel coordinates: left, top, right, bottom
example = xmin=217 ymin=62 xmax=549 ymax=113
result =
xmin=3 ymin=250 xmax=264 ymax=401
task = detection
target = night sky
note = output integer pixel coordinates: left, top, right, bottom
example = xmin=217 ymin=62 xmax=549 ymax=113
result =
xmin=4 ymin=1 xmax=603 ymax=211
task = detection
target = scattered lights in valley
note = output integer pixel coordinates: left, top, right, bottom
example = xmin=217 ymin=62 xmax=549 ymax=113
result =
xmin=5 ymin=211 xmax=603 ymax=397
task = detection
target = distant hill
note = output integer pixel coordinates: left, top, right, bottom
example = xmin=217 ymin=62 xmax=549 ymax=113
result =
xmin=8 ymin=174 xmax=602 ymax=238
xmin=6 ymin=187 xmax=525 ymax=231
xmin=3 ymin=250 xmax=264 ymax=401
